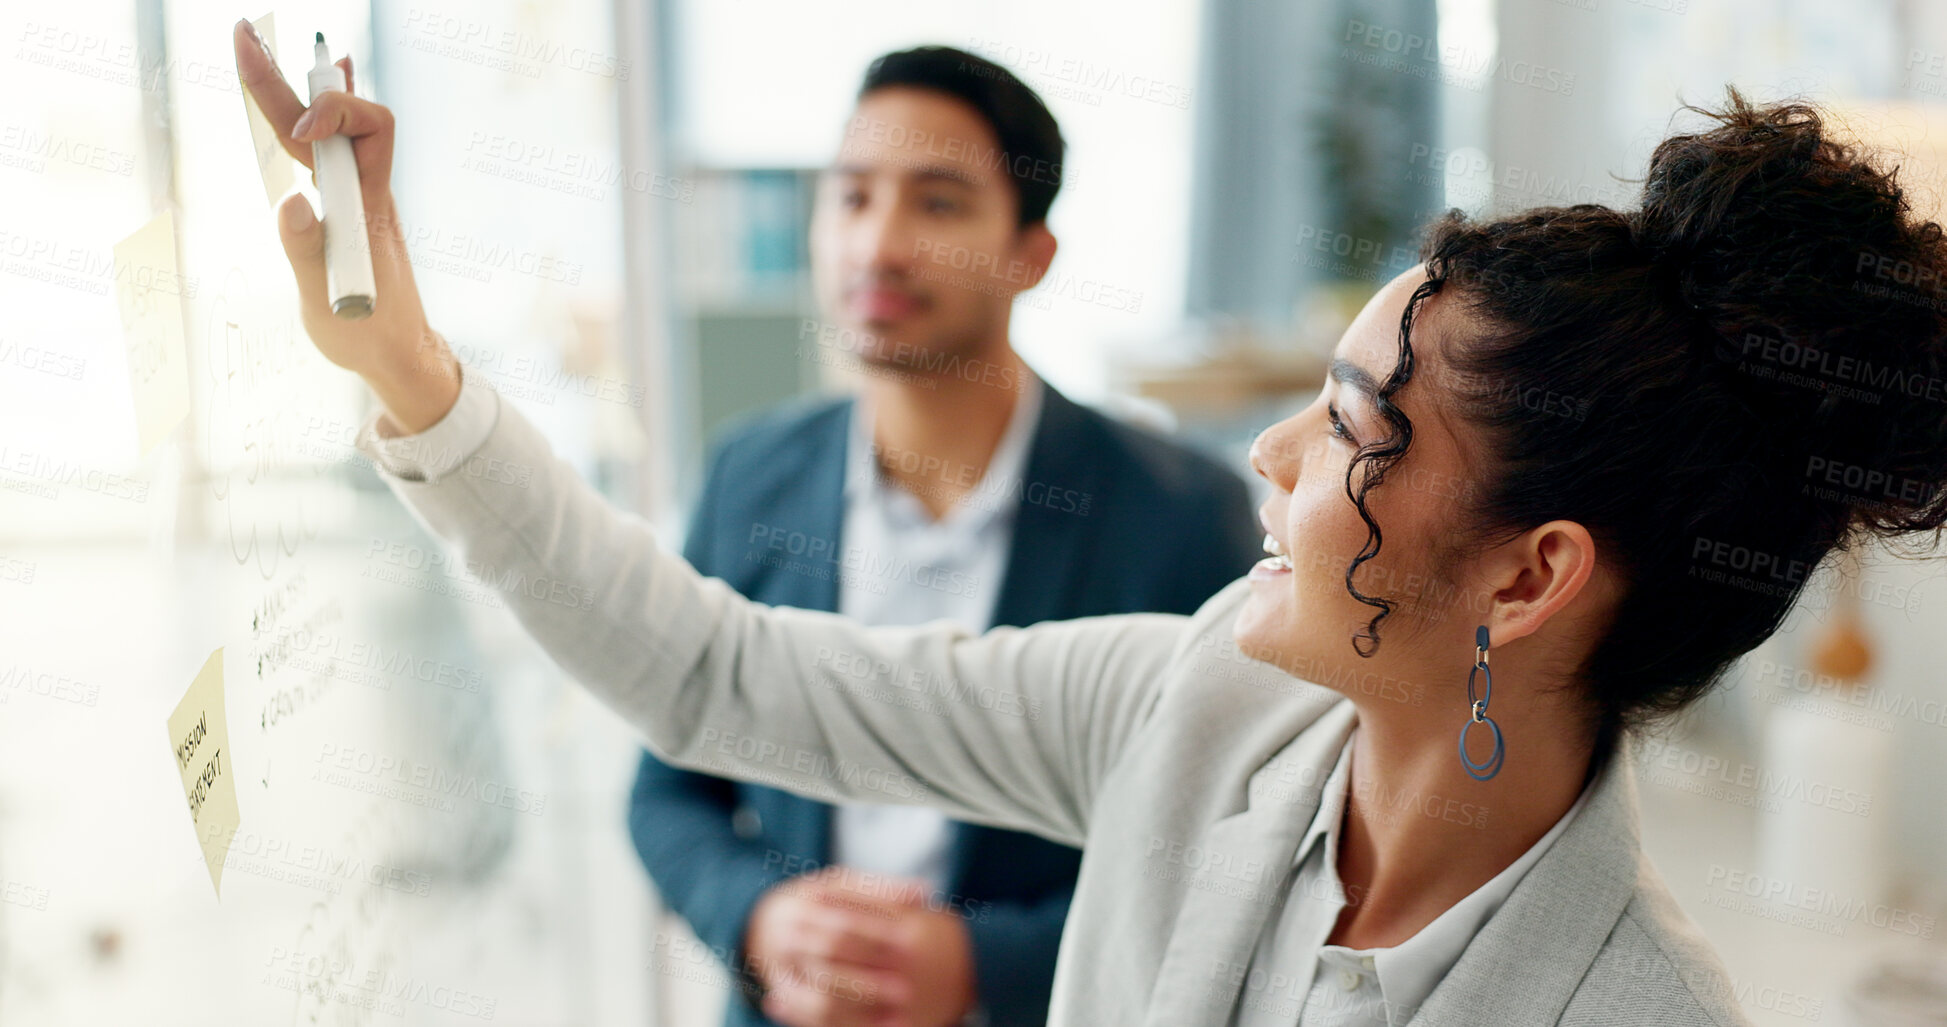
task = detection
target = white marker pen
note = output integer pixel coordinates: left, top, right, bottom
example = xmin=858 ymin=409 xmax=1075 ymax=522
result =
xmin=307 ymin=32 xmax=376 ymax=319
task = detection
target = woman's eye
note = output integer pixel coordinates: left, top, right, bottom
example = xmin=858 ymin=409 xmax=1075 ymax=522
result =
xmin=841 ymin=190 xmax=866 ymax=209
xmin=922 ymin=195 xmax=960 ymax=214
xmin=1327 ymin=404 xmax=1353 ymax=441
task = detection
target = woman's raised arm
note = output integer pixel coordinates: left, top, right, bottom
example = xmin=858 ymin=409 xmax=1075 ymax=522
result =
xmin=240 ymin=18 xmax=1210 ymax=843
xmin=361 ymin=376 xmax=1198 ymax=845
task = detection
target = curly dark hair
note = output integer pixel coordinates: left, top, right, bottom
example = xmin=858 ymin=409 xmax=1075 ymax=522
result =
xmin=1342 ymin=88 xmax=1947 ymax=745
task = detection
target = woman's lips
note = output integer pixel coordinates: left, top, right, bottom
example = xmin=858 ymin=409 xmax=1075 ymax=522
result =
xmin=1248 ymin=556 xmax=1292 ymax=581
xmin=1249 ymin=532 xmax=1293 ymax=580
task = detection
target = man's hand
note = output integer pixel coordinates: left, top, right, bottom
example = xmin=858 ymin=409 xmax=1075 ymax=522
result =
xmin=230 ymin=18 xmax=459 ymax=435
xmin=745 ymin=866 xmax=978 ymax=1027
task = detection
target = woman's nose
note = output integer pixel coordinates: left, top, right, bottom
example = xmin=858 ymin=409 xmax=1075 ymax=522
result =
xmin=1249 ymin=416 xmax=1306 ymax=492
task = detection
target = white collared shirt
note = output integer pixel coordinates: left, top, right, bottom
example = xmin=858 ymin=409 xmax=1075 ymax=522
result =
xmin=826 ymin=374 xmax=1045 ymax=892
xmin=1231 ymin=730 xmax=1594 ymax=1027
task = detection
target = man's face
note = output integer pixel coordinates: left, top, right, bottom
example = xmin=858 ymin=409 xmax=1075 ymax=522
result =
xmin=810 ymin=86 xmax=1054 ymax=372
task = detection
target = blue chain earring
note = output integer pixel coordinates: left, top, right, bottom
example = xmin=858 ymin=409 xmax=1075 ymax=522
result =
xmin=1458 ymin=625 xmax=1504 ymax=780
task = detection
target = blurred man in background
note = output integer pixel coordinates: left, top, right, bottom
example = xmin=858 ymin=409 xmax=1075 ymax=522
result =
xmin=629 ymin=46 xmax=1259 ymax=1027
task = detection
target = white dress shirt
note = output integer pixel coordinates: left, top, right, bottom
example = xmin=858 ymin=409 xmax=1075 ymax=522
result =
xmin=1231 ymin=731 xmax=1594 ymax=1027
xmin=827 ymin=374 xmax=1044 ymax=894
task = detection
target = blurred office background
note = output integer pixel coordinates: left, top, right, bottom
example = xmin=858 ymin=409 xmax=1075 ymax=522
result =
xmin=2 ymin=0 xmax=1945 ymax=1023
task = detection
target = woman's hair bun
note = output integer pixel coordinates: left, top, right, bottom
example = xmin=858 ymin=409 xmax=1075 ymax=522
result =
xmin=1392 ymin=88 xmax=1947 ymax=736
xmin=1632 ymin=87 xmax=1947 ymax=542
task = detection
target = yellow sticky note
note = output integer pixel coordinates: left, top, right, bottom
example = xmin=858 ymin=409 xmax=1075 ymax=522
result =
xmin=242 ymin=13 xmax=295 ymax=204
xmin=113 ymin=210 xmax=191 ymax=457
xmin=168 ymin=648 xmax=239 ymax=897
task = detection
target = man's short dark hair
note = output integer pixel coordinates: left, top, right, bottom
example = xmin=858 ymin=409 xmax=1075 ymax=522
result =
xmin=858 ymin=46 xmax=1065 ymax=228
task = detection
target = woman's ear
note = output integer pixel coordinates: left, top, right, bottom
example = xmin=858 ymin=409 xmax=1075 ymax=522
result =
xmin=1483 ymin=520 xmax=1601 ymax=647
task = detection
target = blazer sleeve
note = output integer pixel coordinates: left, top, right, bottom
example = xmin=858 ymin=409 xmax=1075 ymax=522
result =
xmin=626 ymin=438 xmax=794 ymax=1006
xmin=359 ymin=379 xmax=1186 ymax=848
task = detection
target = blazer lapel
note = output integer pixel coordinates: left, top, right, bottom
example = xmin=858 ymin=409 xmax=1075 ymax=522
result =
xmin=1405 ymin=737 xmax=1645 ymax=1025
xmin=746 ymin=401 xmax=849 ymax=613
xmin=990 ymin=385 xmax=1100 ymax=628
xmin=1143 ymin=702 xmax=1360 ymax=1027
xmin=949 ymin=386 xmax=1091 ymax=885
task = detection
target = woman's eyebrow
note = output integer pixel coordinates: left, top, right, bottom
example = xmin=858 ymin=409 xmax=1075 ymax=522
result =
xmin=1330 ymin=357 xmax=1379 ymax=398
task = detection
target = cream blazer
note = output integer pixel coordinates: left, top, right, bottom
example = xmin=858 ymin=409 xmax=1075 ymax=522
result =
xmin=361 ymin=380 xmax=1751 ymax=1026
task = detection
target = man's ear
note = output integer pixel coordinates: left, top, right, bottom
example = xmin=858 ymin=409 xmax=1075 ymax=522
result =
xmin=1012 ymin=223 xmax=1057 ymax=293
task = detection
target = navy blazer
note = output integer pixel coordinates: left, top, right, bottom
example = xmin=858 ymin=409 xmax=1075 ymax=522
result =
xmin=629 ymin=382 xmax=1261 ymax=1027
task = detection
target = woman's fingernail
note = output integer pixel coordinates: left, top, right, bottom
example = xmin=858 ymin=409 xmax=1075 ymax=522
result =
xmin=292 ymin=110 xmax=315 ymax=137
xmin=242 ymin=18 xmax=272 ymax=60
